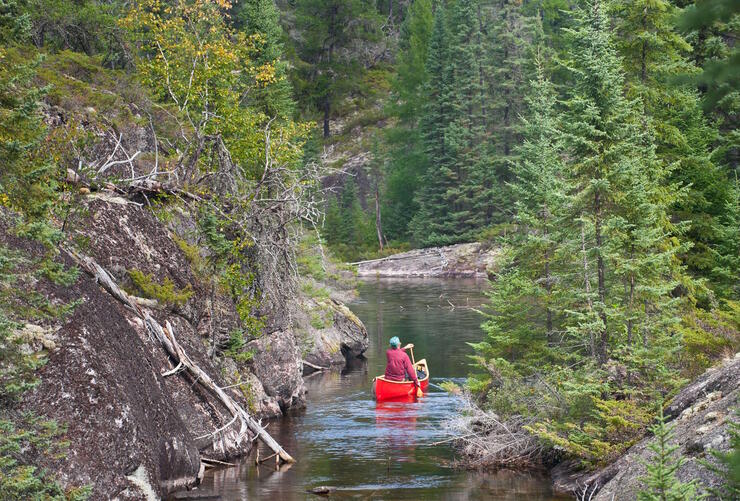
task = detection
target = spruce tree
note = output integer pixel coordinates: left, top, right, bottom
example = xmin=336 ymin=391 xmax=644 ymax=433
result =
xmin=474 ymin=56 xmax=567 ymax=371
xmin=486 ymin=0 xmax=542 ymax=222
xmin=292 ymin=0 xmax=381 ymax=137
xmin=613 ymin=0 xmax=734 ymax=297
xmin=560 ymin=0 xmax=682 ymax=368
xmin=446 ymin=0 xmax=490 ymax=241
xmin=412 ymin=0 xmax=493 ymax=246
xmin=637 ymin=408 xmax=700 ymax=501
xmin=411 ymin=4 xmax=458 ymax=246
xmin=382 ymin=0 xmax=434 ymax=240
xmin=0 ymin=1 xmax=58 ymax=231
xmin=232 ymin=0 xmax=294 ymax=119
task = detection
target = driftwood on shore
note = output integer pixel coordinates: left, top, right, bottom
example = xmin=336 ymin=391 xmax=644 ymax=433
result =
xmin=66 ymin=249 xmax=296 ymax=464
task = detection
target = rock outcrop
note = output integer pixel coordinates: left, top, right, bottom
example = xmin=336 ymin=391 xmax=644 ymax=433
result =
xmin=2 ymin=190 xmax=369 ymax=498
xmin=297 ymin=297 xmax=368 ymax=370
xmin=554 ymin=355 xmax=739 ymax=499
xmin=356 ymin=242 xmax=500 ymax=278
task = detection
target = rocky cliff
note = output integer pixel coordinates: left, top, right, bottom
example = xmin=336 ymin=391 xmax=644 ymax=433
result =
xmin=4 ymin=191 xmax=368 ymax=498
xmin=553 ymin=354 xmax=739 ymax=499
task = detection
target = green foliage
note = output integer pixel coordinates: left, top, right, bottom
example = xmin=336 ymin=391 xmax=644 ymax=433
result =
xmin=410 ymin=0 xmax=540 ymax=246
xmin=232 ymin=0 xmax=294 ymax=119
xmin=702 ymin=410 xmax=740 ymax=500
xmin=678 ymin=302 xmax=740 ymax=376
xmin=127 ymin=270 xmax=193 ymax=308
xmin=0 ymin=43 xmax=58 ymax=232
xmin=301 ymin=281 xmax=330 ymax=301
xmin=24 ymin=0 xmax=128 ymax=68
xmin=0 ymin=245 xmax=79 ymax=403
xmin=468 ymin=0 xmax=708 ymax=468
xmin=322 ymin=179 xmax=377 ymax=261
xmin=0 ymin=241 xmax=86 ymax=498
xmin=0 ymin=414 xmax=90 ymax=500
xmin=637 ymin=407 xmax=702 ymax=501
xmin=224 ymin=330 xmax=256 ymax=363
xmin=291 ymin=0 xmax=382 ymax=137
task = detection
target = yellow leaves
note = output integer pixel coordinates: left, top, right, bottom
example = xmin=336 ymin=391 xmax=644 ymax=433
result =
xmin=254 ymin=63 xmax=277 ymax=86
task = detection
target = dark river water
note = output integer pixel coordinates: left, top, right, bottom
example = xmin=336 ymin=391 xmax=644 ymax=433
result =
xmin=186 ymin=278 xmax=568 ymax=500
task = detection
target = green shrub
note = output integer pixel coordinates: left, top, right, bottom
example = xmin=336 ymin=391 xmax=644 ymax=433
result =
xmin=127 ymin=270 xmax=193 ymax=307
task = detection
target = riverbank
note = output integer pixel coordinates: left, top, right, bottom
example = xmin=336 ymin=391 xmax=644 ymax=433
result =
xmin=452 ymin=353 xmax=740 ymax=499
xmin=354 ymin=242 xmax=500 ymax=278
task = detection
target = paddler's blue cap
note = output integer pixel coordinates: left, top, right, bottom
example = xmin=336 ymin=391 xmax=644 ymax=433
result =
xmin=389 ymin=336 xmax=400 ymax=348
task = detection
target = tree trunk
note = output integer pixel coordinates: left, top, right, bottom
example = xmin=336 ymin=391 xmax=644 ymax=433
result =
xmin=581 ymin=222 xmax=597 ymax=359
xmin=323 ymin=97 xmax=331 ymax=138
xmin=375 ymin=186 xmax=384 ymax=251
xmin=594 ymin=190 xmax=608 ymax=365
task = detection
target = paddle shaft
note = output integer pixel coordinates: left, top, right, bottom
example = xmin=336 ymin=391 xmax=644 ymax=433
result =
xmin=407 ymin=347 xmax=423 ymax=397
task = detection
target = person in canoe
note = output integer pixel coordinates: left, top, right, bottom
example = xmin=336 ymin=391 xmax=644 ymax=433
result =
xmin=385 ymin=336 xmax=421 ymax=389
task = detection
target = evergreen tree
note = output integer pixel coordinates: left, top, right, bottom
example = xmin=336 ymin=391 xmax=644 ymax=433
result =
xmin=560 ymin=0 xmax=682 ymax=366
xmin=637 ymin=408 xmax=700 ymax=501
xmin=382 ymin=0 xmax=434 ymax=240
xmin=486 ymin=0 xmax=542 ymax=222
xmin=232 ymin=0 xmax=294 ymax=119
xmin=473 ymin=56 xmax=567 ymax=372
xmin=412 ymin=0 xmax=492 ymax=245
xmin=444 ymin=0 xmax=490 ymax=240
xmin=0 ymin=0 xmax=58 ymax=232
xmin=411 ymin=4 xmax=458 ymax=245
xmin=703 ymin=411 xmax=740 ymax=500
xmin=613 ymin=0 xmax=734 ymax=298
xmin=292 ymin=0 xmax=381 ymax=137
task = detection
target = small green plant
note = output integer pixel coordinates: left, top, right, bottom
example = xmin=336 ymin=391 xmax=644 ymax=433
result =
xmin=172 ymin=235 xmax=206 ymax=277
xmin=37 ymin=259 xmax=79 ymax=287
xmin=637 ymin=407 xmax=702 ymax=501
xmin=301 ymin=281 xmax=330 ymax=300
xmin=702 ymin=410 xmax=740 ymax=500
xmin=309 ymin=310 xmax=330 ymax=330
xmin=224 ymin=330 xmax=256 ymax=363
xmin=127 ymin=269 xmax=193 ymax=307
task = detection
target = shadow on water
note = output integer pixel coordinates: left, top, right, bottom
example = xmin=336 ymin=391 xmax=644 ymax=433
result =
xmin=182 ymin=278 xmax=569 ymax=500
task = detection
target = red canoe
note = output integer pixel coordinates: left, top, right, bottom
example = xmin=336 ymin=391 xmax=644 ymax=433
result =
xmin=372 ymin=359 xmax=429 ymax=401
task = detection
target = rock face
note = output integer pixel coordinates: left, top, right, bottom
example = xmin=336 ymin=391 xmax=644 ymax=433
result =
xmin=2 ymin=193 xmax=369 ymax=498
xmin=297 ymin=297 xmax=369 ymax=369
xmin=555 ymin=355 xmax=739 ymax=499
xmin=247 ymin=330 xmax=305 ymax=412
xmin=356 ymin=242 xmax=500 ymax=278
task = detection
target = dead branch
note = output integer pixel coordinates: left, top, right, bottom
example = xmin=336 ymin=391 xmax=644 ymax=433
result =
xmin=302 ymin=359 xmax=328 ymax=371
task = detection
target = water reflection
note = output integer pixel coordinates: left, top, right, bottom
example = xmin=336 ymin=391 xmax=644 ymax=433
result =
xmin=185 ymin=278 xmax=568 ymax=500
xmin=375 ymin=401 xmax=419 ymax=456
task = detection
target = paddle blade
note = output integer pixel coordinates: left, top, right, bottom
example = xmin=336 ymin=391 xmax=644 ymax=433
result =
xmin=416 ymin=387 xmax=423 ymax=398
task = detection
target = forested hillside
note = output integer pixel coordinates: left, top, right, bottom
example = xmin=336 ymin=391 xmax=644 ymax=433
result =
xmin=0 ymin=0 xmax=365 ymax=497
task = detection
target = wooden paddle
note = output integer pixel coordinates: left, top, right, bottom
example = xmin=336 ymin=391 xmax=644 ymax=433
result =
xmin=407 ymin=345 xmax=423 ymax=398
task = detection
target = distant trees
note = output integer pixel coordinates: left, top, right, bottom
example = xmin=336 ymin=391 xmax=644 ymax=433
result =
xmin=409 ymin=0 xmax=541 ymax=246
xmin=292 ymin=0 xmax=381 ymax=137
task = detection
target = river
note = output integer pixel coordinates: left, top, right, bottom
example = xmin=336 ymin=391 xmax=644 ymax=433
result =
xmin=187 ymin=278 xmax=568 ymax=500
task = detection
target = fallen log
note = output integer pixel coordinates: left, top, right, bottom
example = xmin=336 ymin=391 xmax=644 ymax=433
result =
xmin=66 ymin=249 xmax=296 ymax=464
